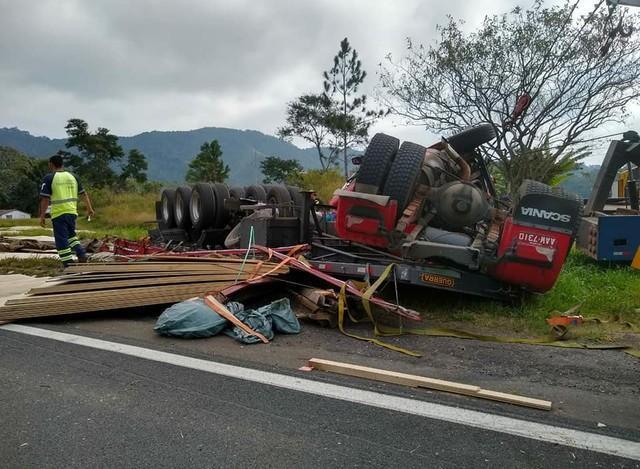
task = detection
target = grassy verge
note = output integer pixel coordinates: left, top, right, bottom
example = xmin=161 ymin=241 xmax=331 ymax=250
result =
xmin=394 ymin=250 xmax=639 ymax=341
xmin=0 ymin=258 xmax=63 ymax=277
xmin=3 ymin=249 xmax=634 ymax=342
xmin=0 ymin=189 xmax=156 ymax=240
xmin=1 ymin=190 xmax=637 ymax=342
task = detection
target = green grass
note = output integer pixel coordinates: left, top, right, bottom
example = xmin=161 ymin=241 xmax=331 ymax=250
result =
xmin=0 ymin=258 xmax=63 ymax=277
xmin=0 ymin=219 xmax=40 ymax=228
xmin=385 ymin=250 xmax=639 ymax=341
xmin=80 ymin=188 xmax=157 ymax=240
xmin=0 ymin=228 xmax=53 ymax=237
xmin=0 ymin=190 xmax=156 ymax=240
xmin=1 ymin=191 xmax=638 ymax=342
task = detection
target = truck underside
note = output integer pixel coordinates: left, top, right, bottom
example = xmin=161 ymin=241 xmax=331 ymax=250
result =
xmin=151 ymin=124 xmax=585 ymax=301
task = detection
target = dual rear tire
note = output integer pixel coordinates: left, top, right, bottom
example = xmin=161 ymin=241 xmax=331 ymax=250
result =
xmin=356 ymin=126 xmax=496 ymax=220
xmin=159 ymin=182 xmax=232 ymax=237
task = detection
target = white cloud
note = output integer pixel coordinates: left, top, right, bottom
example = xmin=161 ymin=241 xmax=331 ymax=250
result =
xmin=0 ymin=0 xmax=636 ymax=166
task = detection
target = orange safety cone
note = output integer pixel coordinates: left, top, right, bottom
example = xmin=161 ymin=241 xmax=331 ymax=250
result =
xmin=632 ymin=246 xmax=640 ymax=270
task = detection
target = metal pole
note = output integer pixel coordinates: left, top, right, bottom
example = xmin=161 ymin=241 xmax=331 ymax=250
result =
xmin=626 ymin=162 xmax=639 ymax=210
xmin=300 ymin=190 xmax=313 ymax=244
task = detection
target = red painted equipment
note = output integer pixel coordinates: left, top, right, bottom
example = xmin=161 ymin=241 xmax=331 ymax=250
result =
xmin=489 ymin=217 xmax=574 ymax=292
xmin=334 ymin=190 xmax=398 ymax=248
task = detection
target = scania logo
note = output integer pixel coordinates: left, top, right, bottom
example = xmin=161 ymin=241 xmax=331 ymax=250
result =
xmin=520 ymin=206 xmax=571 ymax=223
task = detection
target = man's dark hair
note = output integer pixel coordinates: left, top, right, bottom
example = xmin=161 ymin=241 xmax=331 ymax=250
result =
xmin=49 ymin=153 xmax=64 ymax=168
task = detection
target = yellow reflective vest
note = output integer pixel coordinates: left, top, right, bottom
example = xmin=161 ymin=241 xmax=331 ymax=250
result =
xmin=41 ymin=171 xmax=83 ymax=219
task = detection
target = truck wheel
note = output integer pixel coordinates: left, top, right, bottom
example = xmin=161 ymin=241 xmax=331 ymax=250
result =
xmin=267 ymin=185 xmax=293 ymax=216
xmin=355 ymin=133 xmax=400 ymax=194
xmin=190 ymin=182 xmax=217 ymax=230
xmin=160 ymin=188 xmax=176 ymax=229
xmin=286 ymin=186 xmax=305 ymax=216
xmin=229 ymin=186 xmax=245 ymax=200
xmin=174 ymin=186 xmax=192 ymax=229
xmin=446 ymin=123 xmax=496 ymax=155
xmin=212 ymin=183 xmax=231 ymax=228
xmin=245 ymin=184 xmax=267 ymax=202
xmin=383 ymin=141 xmax=426 ymax=218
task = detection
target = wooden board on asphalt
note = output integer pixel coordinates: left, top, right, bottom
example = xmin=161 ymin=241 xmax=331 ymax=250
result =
xmin=308 ymin=358 xmax=552 ymax=411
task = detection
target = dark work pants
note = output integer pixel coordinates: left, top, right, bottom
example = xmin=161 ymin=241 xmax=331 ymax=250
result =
xmin=52 ymin=214 xmax=86 ymax=266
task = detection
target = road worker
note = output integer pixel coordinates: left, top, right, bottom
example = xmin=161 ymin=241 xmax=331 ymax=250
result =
xmin=38 ymin=153 xmax=95 ymax=266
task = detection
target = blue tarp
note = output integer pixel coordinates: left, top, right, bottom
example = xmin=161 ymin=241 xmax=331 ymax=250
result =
xmin=154 ymin=297 xmax=301 ymax=343
xmin=154 ymin=298 xmax=227 ymax=339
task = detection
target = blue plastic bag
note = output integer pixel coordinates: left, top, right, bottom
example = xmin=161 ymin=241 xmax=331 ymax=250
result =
xmin=154 ymin=298 xmax=227 ymax=338
xmin=224 ymin=298 xmax=301 ymax=344
xmin=256 ymin=298 xmax=301 ymax=334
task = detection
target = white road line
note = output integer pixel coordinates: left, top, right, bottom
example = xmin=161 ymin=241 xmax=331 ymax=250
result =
xmin=2 ymin=324 xmax=639 ymax=461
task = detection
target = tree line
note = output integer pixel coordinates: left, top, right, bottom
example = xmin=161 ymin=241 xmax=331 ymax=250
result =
xmin=277 ymin=1 xmax=639 ymax=195
xmin=3 ymin=0 xmax=639 ymax=211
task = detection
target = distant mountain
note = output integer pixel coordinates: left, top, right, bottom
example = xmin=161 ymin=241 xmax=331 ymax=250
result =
xmin=0 ymin=127 xmax=325 ymax=184
xmin=558 ymin=164 xmax=600 ymax=199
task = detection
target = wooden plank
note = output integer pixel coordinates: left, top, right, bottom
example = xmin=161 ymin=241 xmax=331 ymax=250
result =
xmin=308 ymin=358 xmax=552 ymax=411
xmin=0 ymin=290 xmax=208 ymax=313
xmin=124 ymin=255 xmax=248 ymax=262
xmin=0 ymin=288 xmax=225 ymax=321
xmin=5 ymin=283 xmax=227 ymax=305
xmin=64 ymin=259 xmax=269 ymax=270
xmin=63 ymin=263 xmax=288 ymax=274
xmin=204 ymin=294 xmax=270 ymax=344
xmin=50 ymin=271 xmax=233 ymax=282
xmin=29 ymin=274 xmax=260 ymax=295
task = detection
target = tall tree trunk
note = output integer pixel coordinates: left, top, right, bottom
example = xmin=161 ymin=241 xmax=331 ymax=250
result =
xmin=343 ymin=134 xmax=348 ymax=179
xmin=343 ymin=73 xmax=348 ymax=179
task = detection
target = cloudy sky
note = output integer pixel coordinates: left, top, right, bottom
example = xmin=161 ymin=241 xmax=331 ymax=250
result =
xmin=1 ymin=0 xmax=638 ymax=162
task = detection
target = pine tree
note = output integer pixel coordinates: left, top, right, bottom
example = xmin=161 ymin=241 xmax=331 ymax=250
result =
xmin=260 ymin=155 xmax=303 ymax=184
xmin=186 ymin=140 xmax=230 ymax=183
xmin=64 ymin=118 xmax=124 ymax=187
xmin=323 ymin=38 xmax=385 ymax=178
xmin=120 ymin=149 xmax=148 ymax=183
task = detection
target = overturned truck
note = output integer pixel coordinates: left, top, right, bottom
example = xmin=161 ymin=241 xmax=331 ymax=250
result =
xmin=153 ymin=124 xmax=583 ymax=301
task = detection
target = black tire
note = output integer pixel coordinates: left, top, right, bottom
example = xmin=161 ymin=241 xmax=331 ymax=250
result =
xmin=174 ymin=186 xmax=192 ymax=229
xmin=160 ymin=188 xmax=176 ymax=229
xmin=212 ymin=183 xmax=231 ymax=228
xmin=189 ymin=182 xmax=217 ymax=230
xmin=383 ymin=141 xmax=426 ymax=218
xmin=245 ymin=184 xmax=267 ymax=202
xmin=355 ymin=133 xmax=400 ymax=194
xmin=267 ymin=185 xmax=293 ymax=216
xmin=286 ymin=186 xmax=305 ymax=217
xmin=229 ymin=186 xmax=245 ymax=200
xmin=446 ymin=124 xmax=496 ymax=155
xmin=262 ymin=184 xmax=276 ymax=195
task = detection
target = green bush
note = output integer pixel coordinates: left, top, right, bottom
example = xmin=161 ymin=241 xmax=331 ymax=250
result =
xmin=298 ymin=168 xmax=345 ymax=203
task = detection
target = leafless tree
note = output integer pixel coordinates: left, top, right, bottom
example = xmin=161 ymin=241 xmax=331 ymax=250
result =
xmin=379 ymin=0 xmax=640 ymax=194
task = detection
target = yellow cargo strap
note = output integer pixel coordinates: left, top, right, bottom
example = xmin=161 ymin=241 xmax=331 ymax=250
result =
xmin=340 ymin=263 xmax=640 ymax=359
xmin=337 ymin=282 xmax=422 ymax=357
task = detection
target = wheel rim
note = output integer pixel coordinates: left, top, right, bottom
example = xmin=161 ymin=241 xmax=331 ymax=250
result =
xmin=175 ymin=193 xmax=183 ymax=223
xmin=162 ymin=197 xmax=170 ymax=221
xmin=190 ymin=191 xmax=200 ymax=223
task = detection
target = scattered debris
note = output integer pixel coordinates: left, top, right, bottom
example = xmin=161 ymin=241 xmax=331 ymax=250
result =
xmin=289 ymin=288 xmax=338 ymax=328
xmin=204 ymin=295 xmax=270 ymax=344
xmin=307 ymin=358 xmax=552 ymax=411
xmin=154 ymin=298 xmax=229 ymax=339
xmin=154 ymin=296 xmax=300 ymax=343
xmin=0 ymin=257 xmax=288 ymax=322
xmin=0 ymin=236 xmax=55 ymax=253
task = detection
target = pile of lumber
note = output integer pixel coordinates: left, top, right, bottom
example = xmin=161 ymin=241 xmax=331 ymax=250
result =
xmin=0 ymin=257 xmax=288 ymax=322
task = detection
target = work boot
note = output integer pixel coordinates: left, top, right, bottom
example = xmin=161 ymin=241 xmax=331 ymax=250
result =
xmin=77 ymin=256 xmax=89 ymax=264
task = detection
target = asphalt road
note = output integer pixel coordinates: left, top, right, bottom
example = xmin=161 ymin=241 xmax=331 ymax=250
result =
xmin=1 ymin=325 xmax=639 ymax=469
